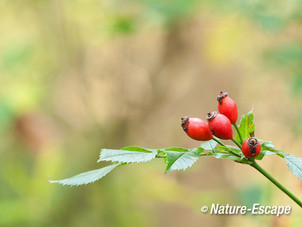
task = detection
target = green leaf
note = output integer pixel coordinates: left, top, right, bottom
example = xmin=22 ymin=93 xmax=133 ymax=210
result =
xmin=261 ymin=141 xmax=275 ymax=150
xmin=255 ymin=150 xmax=276 ymax=160
xmin=164 ymin=147 xmax=188 ymax=152
xmin=49 ymin=164 xmax=120 ymax=186
xmin=212 ymin=145 xmax=241 ymax=160
xmin=200 ymin=140 xmax=218 ymax=150
xmin=236 ymin=109 xmax=255 ymax=142
xmin=164 ymin=148 xmax=201 ymax=173
xmin=215 ymin=145 xmax=241 ymax=154
xmin=212 ymin=146 xmax=252 ymax=164
xmin=284 ymin=154 xmax=302 ymax=182
xmin=98 ymin=146 xmax=157 ymax=163
xmin=211 ymin=152 xmax=240 ymax=161
xmin=189 ymin=147 xmax=204 ymax=154
xmin=264 ymin=150 xmax=276 ymax=155
xmin=255 ymin=141 xmax=278 ymax=160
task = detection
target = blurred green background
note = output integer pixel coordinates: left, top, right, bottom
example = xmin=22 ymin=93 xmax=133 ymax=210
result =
xmin=1 ymin=0 xmax=302 ymax=226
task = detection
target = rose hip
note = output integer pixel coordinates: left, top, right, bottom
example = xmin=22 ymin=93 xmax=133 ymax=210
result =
xmin=207 ymin=112 xmax=233 ymax=140
xmin=217 ymin=91 xmax=238 ymax=124
xmin=181 ymin=116 xmax=213 ymax=141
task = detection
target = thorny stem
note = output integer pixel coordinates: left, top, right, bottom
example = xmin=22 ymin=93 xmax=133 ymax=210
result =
xmin=251 ymin=161 xmax=302 ymax=208
xmin=233 ymin=123 xmax=243 ymax=144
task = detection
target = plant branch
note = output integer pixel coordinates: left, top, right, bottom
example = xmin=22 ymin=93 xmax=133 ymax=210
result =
xmin=231 ymin=138 xmax=242 ymax=149
xmin=156 ymin=154 xmax=166 ymax=158
xmin=251 ymin=161 xmax=302 ymax=208
xmin=275 ymin=151 xmax=285 ymax=158
xmin=212 ymin=137 xmax=225 ymax=147
xmin=213 ymin=137 xmax=242 ymax=158
xmin=233 ymin=123 xmax=243 ymax=144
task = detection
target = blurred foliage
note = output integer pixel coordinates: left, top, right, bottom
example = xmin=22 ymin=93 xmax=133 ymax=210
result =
xmin=0 ymin=0 xmax=302 ymax=226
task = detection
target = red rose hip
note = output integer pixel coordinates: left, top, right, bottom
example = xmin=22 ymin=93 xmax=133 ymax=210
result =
xmin=241 ymin=138 xmax=261 ymax=158
xmin=217 ymin=91 xmax=238 ymax=124
xmin=181 ymin=116 xmax=213 ymax=141
xmin=207 ymin=112 xmax=233 ymax=140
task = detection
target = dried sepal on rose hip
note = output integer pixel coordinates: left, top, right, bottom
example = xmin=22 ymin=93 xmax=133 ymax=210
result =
xmin=217 ymin=91 xmax=238 ymax=124
xmin=206 ymin=111 xmax=233 ymax=140
xmin=241 ymin=137 xmax=261 ymax=158
xmin=181 ymin=116 xmax=213 ymax=141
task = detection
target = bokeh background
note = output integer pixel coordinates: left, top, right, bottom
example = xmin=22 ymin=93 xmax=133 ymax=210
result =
xmin=1 ymin=0 xmax=302 ymax=226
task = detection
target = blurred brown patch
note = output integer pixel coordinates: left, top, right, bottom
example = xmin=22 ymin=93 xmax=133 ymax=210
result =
xmin=14 ymin=112 xmax=61 ymax=153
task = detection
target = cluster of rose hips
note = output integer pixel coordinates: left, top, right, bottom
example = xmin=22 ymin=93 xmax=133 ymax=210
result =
xmin=181 ymin=91 xmax=261 ymax=159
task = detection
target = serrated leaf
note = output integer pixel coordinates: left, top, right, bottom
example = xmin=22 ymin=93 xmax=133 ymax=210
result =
xmin=236 ymin=109 xmax=254 ymax=141
xmin=200 ymin=140 xmax=218 ymax=150
xmin=164 ymin=149 xmax=200 ymax=173
xmin=98 ymin=146 xmax=157 ymax=163
xmin=49 ymin=164 xmax=120 ymax=186
xmin=284 ymin=154 xmax=302 ymax=182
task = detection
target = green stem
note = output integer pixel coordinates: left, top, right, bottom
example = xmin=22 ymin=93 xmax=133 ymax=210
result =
xmin=251 ymin=161 xmax=302 ymax=208
xmin=275 ymin=150 xmax=285 ymax=158
xmin=212 ymin=137 xmax=241 ymax=158
xmin=212 ymin=137 xmax=225 ymax=147
xmin=156 ymin=154 xmax=166 ymax=158
xmin=233 ymin=123 xmax=243 ymax=144
xmin=231 ymin=138 xmax=242 ymax=149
